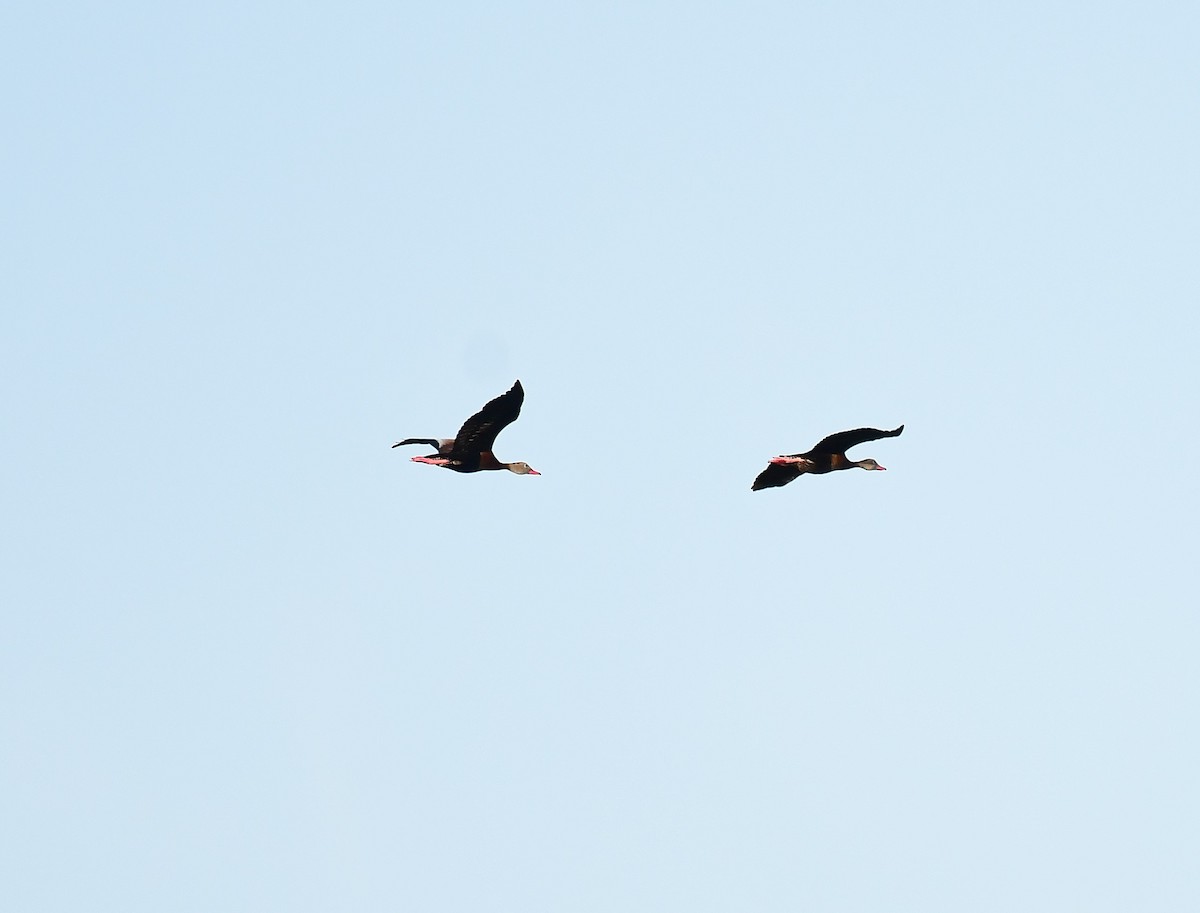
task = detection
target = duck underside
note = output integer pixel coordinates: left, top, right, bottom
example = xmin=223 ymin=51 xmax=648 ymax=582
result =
xmin=752 ymin=454 xmax=843 ymax=490
xmin=412 ymin=451 xmax=499 ymax=472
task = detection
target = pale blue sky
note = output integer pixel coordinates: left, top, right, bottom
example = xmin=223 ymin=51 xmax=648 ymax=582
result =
xmin=3 ymin=2 xmax=1199 ymax=911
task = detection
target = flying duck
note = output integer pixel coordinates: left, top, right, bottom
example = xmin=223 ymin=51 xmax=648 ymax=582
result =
xmin=752 ymin=425 xmax=903 ymax=491
xmin=392 ymin=380 xmax=540 ymax=476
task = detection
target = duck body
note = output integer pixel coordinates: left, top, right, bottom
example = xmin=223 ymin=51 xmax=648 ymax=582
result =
xmin=752 ymin=425 xmax=903 ymax=491
xmin=392 ymin=380 xmax=540 ymax=476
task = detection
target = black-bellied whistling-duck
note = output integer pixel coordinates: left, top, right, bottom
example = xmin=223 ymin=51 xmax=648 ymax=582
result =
xmin=752 ymin=425 xmax=903 ymax=491
xmin=392 ymin=380 xmax=540 ymax=476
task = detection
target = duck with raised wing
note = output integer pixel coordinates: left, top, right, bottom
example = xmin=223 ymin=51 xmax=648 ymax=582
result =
xmin=392 ymin=380 xmax=540 ymax=476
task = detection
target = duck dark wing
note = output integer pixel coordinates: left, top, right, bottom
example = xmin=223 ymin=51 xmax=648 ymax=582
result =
xmin=809 ymin=424 xmax=904 ymax=455
xmin=752 ymin=461 xmax=804 ymax=491
xmin=450 ymin=380 xmax=525 ymax=455
xmin=393 ymin=439 xmax=453 ymax=453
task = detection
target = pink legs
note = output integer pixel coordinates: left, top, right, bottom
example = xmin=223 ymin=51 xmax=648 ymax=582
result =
xmin=768 ymin=456 xmax=813 ymax=467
